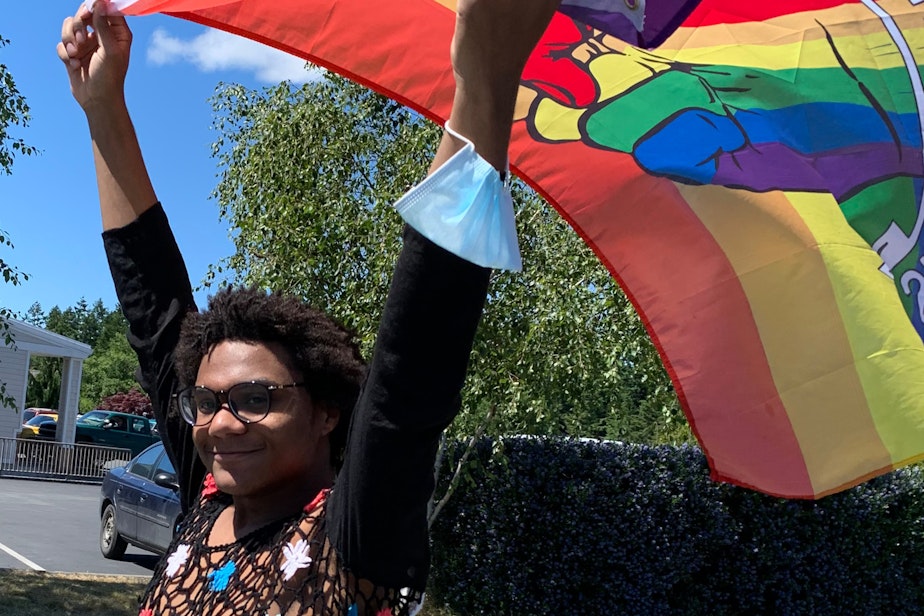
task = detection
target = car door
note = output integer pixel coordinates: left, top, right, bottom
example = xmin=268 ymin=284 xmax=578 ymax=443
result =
xmin=129 ymin=416 xmax=157 ymax=451
xmin=95 ymin=413 xmax=128 ymax=448
xmin=134 ymin=448 xmax=181 ymax=551
xmin=115 ymin=444 xmax=162 ymax=542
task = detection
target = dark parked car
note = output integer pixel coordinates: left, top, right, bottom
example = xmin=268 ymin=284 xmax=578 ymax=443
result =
xmin=99 ymin=441 xmax=182 ymax=559
xmin=40 ymin=410 xmax=161 ymax=455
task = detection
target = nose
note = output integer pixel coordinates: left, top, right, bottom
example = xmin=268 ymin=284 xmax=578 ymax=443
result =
xmin=207 ymin=403 xmax=248 ymax=436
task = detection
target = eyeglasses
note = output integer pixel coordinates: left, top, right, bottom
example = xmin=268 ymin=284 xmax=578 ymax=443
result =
xmin=175 ymin=381 xmax=305 ymax=426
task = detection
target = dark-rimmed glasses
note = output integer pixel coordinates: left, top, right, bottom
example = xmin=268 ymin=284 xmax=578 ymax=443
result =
xmin=174 ymin=381 xmax=305 ymax=426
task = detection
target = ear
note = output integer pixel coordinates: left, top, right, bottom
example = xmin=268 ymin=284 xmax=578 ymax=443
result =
xmin=318 ymin=405 xmax=341 ymax=437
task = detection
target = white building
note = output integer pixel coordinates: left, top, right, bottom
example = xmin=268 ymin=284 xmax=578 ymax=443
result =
xmin=0 ymin=319 xmax=91 ymax=443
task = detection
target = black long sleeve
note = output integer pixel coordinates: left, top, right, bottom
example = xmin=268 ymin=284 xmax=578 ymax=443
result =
xmin=329 ymin=225 xmax=490 ymax=590
xmin=102 ymin=204 xmax=205 ymax=512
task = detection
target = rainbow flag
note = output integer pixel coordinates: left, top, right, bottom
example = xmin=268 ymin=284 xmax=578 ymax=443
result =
xmin=115 ymin=0 xmax=924 ymax=499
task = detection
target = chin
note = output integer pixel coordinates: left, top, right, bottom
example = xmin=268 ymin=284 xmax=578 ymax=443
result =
xmin=210 ymin=466 xmax=256 ymax=496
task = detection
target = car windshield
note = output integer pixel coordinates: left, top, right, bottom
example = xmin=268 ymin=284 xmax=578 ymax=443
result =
xmin=25 ymin=415 xmax=56 ymax=426
xmin=78 ymin=411 xmax=110 ymax=425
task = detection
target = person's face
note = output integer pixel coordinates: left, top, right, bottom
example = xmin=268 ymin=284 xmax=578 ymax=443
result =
xmin=191 ymin=340 xmax=338 ymax=499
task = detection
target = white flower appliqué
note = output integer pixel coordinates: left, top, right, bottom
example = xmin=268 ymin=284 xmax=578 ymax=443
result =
xmin=165 ymin=544 xmax=191 ymax=578
xmin=281 ymin=539 xmax=313 ymax=581
xmin=400 ymin=587 xmax=425 ymax=616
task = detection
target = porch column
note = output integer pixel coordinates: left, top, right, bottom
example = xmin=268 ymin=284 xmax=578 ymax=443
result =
xmin=55 ymin=358 xmax=83 ymax=444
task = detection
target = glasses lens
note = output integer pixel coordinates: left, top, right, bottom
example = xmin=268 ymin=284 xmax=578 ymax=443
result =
xmin=192 ymin=387 xmax=220 ymax=414
xmin=177 ymin=390 xmax=196 ymax=425
xmin=178 ymin=387 xmax=219 ymax=426
xmin=228 ymin=382 xmax=272 ymax=422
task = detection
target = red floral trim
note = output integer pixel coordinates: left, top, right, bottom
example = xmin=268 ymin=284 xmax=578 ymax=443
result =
xmin=303 ymin=488 xmax=330 ymax=514
xmin=201 ymin=473 xmax=219 ymax=499
xmin=376 ymin=608 xmax=393 ymax=616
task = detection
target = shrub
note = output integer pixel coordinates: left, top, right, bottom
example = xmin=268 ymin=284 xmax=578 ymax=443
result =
xmin=429 ymin=438 xmax=924 ymax=616
xmin=97 ymin=388 xmax=153 ymax=417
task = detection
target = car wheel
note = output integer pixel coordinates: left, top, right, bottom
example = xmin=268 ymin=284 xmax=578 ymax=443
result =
xmin=100 ymin=503 xmax=128 ymax=560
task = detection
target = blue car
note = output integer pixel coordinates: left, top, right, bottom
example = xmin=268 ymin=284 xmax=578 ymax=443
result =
xmin=99 ymin=441 xmax=182 ymax=559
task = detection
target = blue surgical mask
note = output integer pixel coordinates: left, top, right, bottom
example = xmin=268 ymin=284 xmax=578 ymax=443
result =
xmin=393 ymin=123 xmax=521 ymax=271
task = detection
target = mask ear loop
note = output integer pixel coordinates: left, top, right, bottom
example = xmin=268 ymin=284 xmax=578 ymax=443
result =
xmin=442 ymin=122 xmax=511 ymax=186
xmin=392 ymin=123 xmax=522 ymax=271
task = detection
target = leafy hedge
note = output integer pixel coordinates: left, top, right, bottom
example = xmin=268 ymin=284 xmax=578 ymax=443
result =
xmin=428 ymin=438 xmax=924 ymax=615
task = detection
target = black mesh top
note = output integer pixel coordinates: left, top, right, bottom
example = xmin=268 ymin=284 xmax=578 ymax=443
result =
xmin=139 ymin=479 xmax=422 ymax=615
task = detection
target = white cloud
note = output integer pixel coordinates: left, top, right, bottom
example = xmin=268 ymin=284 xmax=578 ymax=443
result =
xmin=146 ymin=28 xmax=323 ymax=84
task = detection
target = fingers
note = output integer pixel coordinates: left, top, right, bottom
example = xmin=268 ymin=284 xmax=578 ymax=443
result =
xmin=59 ymin=10 xmax=99 ymax=70
xmin=58 ymin=0 xmax=131 ymax=78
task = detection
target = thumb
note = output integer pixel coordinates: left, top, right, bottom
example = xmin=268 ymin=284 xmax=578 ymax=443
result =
xmin=92 ymin=2 xmax=132 ymax=49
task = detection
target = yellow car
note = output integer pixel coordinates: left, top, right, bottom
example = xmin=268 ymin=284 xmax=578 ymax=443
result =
xmin=18 ymin=413 xmax=58 ymax=439
xmin=22 ymin=407 xmax=57 ymax=423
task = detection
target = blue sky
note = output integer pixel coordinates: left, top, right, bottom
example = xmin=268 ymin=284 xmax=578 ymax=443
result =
xmin=1 ymin=3 xmax=317 ymax=318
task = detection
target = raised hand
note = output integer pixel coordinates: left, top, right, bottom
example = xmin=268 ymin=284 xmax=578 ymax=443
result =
xmin=57 ymin=1 xmax=133 ymax=112
xmin=440 ymin=0 xmax=562 ymax=172
xmin=58 ymin=1 xmax=156 ymax=228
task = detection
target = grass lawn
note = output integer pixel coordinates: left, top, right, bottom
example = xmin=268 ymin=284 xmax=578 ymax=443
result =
xmin=0 ymin=569 xmax=454 ymax=615
xmin=0 ymin=570 xmax=149 ymax=616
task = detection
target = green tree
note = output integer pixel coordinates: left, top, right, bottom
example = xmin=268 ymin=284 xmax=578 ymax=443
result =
xmin=44 ymin=298 xmax=110 ymax=347
xmin=0 ymin=36 xmax=34 ymax=173
xmin=79 ymin=309 xmax=140 ymax=411
xmin=25 ymin=301 xmax=141 ymax=411
xmin=24 ymin=302 xmax=45 ymax=328
xmin=210 ymin=75 xmax=689 ymax=445
xmin=22 ymin=303 xmax=60 ymax=411
xmin=24 ymin=356 xmax=61 ymax=410
xmin=0 ymin=34 xmax=37 ymax=411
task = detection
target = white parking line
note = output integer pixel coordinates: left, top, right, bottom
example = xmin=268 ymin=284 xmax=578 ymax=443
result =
xmin=0 ymin=541 xmax=45 ymax=572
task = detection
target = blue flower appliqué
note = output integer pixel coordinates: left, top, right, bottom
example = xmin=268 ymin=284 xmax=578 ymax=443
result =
xmin=347 ymin=604 xmax=358 ymax=616
xmin=208 ymin=561 xmax=237 ymax=591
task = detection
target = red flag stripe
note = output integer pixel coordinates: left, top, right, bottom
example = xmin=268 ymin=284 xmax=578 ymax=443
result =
xmin=682 ymin=0 xmax=860 ymax=26
xmin=510 ymin=129 xmax=814 ymax=497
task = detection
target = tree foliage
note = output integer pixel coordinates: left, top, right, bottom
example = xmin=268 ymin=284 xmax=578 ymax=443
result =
xmin=0 ymin=36 xmax=34 ymax=174
xmin=79 ymin=308 xmax=139 ymax=410
xmin=209 ymin=74 xmax=689 ymax=445
xmin=98 ymin=388 xmax=153 ymax=417
xmin=24 ymin=300 xmax=140 ymax=411
xmin=0 ymin=228 xmax=26 ymax=411
xmin=0 ymin=34 xmax=36 ymax=411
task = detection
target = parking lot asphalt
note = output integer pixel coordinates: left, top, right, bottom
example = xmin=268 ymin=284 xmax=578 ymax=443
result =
xmin=0 ymin=477 xmax=159 ymax=577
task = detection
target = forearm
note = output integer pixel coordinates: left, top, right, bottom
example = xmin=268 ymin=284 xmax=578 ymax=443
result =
xmin=429 ymin=0 xmax=559 ymax=174
xmin=86 ymin=99 xmax=158 ymax=230
xmin=430 ymin=85 xmax=515 ymax=175
xmin=59 ymin=3 xmax=152 ymax=229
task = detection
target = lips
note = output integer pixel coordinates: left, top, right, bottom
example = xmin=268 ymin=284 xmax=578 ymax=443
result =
xmin=211 ymin=448 xmax=262 ymax=461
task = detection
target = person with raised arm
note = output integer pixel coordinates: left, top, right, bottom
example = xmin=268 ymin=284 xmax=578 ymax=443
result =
xmin=59 ymin=0 xmax=560 ymax=613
